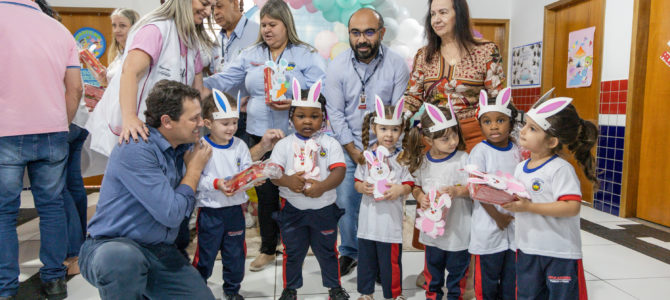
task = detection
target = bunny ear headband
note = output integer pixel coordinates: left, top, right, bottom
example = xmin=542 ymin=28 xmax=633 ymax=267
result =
xmin=374 ymin=96 xmax=405 ymax=126
xmin=291 ymin=77 xmax=322 ymax=109
xmin=212 ymin=89 xmax=240 ymax=119
xmin=424 ymin=96 xmax=457 ymax=133
xmin=525 ymin=87 xmax=572 ymax=130
xmin=477 ymin=87 xmax=512 ymax=118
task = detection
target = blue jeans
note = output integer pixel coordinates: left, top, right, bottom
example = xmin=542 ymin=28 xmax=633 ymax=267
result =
xmin=79 ymin=237 xmax=215 ymax=300
xmin=0 ymin=132 xmax=68 ymax=296
xmin=335 ymin=152 xmax=362 ymax=259
xmin=63 ymin=124 xmax=89 ymax=257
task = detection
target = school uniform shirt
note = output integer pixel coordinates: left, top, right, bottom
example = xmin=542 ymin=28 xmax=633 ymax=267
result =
xmin=467 ymin=140 xmax=523 ymax=255
xmin=354 ymin=149 xmax=414 ymax=244
xmin=204 ymin=43 xmax=326 ymax=137
xmin=196 ymin=136 xmax=252 ymax=208
xmin=269 ymin=133 xmax=346 ymax=210
xmin=415 ymin=151 xmax=472 ymax=251
xmin=514 ymin=155 xmax=583 ymax=260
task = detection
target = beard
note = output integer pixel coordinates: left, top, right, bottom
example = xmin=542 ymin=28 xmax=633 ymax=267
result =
xmin=351 ymin=39 xmax=381 ymax=61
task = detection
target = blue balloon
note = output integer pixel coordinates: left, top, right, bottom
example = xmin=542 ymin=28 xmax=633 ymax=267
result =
xmin=323 ymin=6 xmax=342 ymax=22
xmin=313 ymin=0 xmax=335 ymax=11
xmin=336 ymin=0 xmax=359 ymax=9
xmin=360 ymin=0 xmax=375 ymax=4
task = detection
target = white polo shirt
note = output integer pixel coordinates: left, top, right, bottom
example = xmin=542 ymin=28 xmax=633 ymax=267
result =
xmin=196 ymin=136 xmax=252 ymax=208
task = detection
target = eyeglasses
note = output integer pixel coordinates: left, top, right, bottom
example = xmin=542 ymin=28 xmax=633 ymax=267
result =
xmin=349 ymin=28 xmax=380 ymax=38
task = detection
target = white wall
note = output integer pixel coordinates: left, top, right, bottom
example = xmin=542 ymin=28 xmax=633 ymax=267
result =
xmin=397 ymin=0 xmax=512 ymax=25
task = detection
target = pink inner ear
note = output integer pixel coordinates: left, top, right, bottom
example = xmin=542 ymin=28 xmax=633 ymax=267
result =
xmin=427 ymin=106 xmax=444 ymax=122
xmin=480 ymin=91 xmax=487 ymax=106
xmin=312 ymin=83 xmax=321 ymax=102
xmin=292 ymin=79 xmax=300 ymax=99
xmin=376 ymin=101 xmax=383 ymax=116
xmin=537 ymin=101 xmax=567 ymax=114
xmin=501 ymin=88 xmax=511 ymax=105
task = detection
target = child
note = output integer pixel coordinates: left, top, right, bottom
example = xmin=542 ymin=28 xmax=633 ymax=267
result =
xmin=404 ymin=99 xmax=472 ymax=300
xmin=502 ymin=92 xmax=597 ymax=300
xmin=270 ymin=79 xmax=350 ymax=300
xmin=354 ymin=96 xmax=414 ymax=300
xmin=468 ymin=88 xmax=521 ymax=300
xmin=192 ymin=89 xmax=251 ymax=300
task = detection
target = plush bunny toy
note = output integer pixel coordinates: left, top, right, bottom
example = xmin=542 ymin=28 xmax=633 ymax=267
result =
xmin=415 ymin=189 xmax=451 ymax=238
xmin=286 ymin=139 xmax=321 ymax=190
xmin=363 ymin=146 xmax=395 ymax=200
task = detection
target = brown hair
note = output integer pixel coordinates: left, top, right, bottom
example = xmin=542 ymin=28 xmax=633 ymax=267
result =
xmin=360 ymin=105 xmax=411 ymax=165
xmin=542 ymin=104 xmax=599 ymax=187
xmin=256 ymin=0 xmax=315 ymax=51
xmin=144 ymin=80 xmax=201 ymax=128
xmin=201 ymin=91 xmax=238 ymax=120
xmin=400 ymin=106 xmax=466 ymax=173
xmin=423 ymin=0 xmax=484 ymax=64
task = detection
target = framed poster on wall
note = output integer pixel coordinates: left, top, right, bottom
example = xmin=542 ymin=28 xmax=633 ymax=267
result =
xmin=511 ymin=41 xmax=542 ymax=87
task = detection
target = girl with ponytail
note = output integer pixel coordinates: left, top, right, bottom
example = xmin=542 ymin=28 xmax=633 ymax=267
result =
xmin=503 ymin=91 xmax=597 ymax=300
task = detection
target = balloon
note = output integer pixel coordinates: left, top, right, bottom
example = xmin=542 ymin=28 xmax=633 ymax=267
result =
xmin=336 ymin=0 xmax=358 ymax=9
xmin=330 ymin=42 xmax=350 ymax=60
xmin=383 ymin=17 xmax=398 ymax=43
xmin=397 ymin=6 xmax=410 ymax=21
xmin=314 ymin=30 xmax=339 ymax=59
xmin=377 ymin=1 xmax=398 ymax=18
xmin=253 ymin=0 xmax=268 ymax=8
xmin=372 ymin=0 xmax=386 ymax=6
xmin=340 ymin=4 xmax=362 ymax=25
xmin=288 ymin=0 xmax=305 ymax=10
xmin=305 ymin=2 xmax=318 ymax=13
xmin=322 ymin=6 xmax=342 ymax=22
xmin=333 ymin=22 xmax=349 ymax=42
xmin=360 ymin=0 xmax=375 ymax=4
xmin=397 ymin=18 xmax=423 ymax=45
xmin=313 ymin=0 xmax=335 ymax=11
xmin=389 ymin=42 xmax=410 ymax=59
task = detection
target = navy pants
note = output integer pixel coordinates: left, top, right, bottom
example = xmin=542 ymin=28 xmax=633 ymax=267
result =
xmin=276 ymin=200 xmax=343 ymax=290
xmin=79 ymin=236 xmax=215 ymax=300
xmin=474 ymin=250 xmax=516 ymax=300
xmin=516 ymin=251 xmax=587 ymax=300
xmin=193 ymin=205 xmax=246 ymax=295
xmin=423 ymin=246 xmax=470 ymax=300
xmin=357 ymin=238 xmax=403 ymax=299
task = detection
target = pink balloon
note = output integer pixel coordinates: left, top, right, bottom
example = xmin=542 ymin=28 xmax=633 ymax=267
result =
xmin=254 ymin=0 xmax=268 ymax=8
xmin=287 ymin=0 xmax=305 ymax=9
xmin=314 ymin=30 xmax=339 ymax=59
xmin=305 ymin=2 xmax=318 ymax=13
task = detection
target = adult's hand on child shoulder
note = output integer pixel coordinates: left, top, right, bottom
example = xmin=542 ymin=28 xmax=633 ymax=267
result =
xmin=502 ymin=196 xmax=531 ymax=213
xmin=285 ymin=171 xmax=306 ymax=193
xmin=119 ymin=116 xmax=150 ymax=144
xmin=303 ymin=179 xmax=326 ymax=198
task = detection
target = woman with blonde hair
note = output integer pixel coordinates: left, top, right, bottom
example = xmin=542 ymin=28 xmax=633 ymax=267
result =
xmin=93 ymin=8 xmax=140 ymax=86
xmin=205 ymin=0 xmax=326 ymax=273
xmin=86 ymin=0 xmax=216 ymax=156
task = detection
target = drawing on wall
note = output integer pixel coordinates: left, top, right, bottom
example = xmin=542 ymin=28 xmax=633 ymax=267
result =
xmin=511 ymin=42 xmax=542 ymax=87
xmin=567 ymin=26 xmax=595 ymax=88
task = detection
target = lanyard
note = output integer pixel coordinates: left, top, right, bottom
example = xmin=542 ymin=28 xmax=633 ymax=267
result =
xmin=353 ymin=56 xmax=382 ymax=94
xmin=267 ymin=45 xmax=286 ymax=63
xmin=220 ymin=18 xmax=247 ymax=60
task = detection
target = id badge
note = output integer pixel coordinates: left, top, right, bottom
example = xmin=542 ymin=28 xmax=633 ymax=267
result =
xmin=358 ymin=94 xmax=367 ymax=110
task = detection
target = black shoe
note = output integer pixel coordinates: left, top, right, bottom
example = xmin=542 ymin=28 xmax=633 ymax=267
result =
xmin=0 ymin=296 xmax=16 ymax=300
xmin=329 ymin=287 xmax=350 ymax=300
xmin=41 ymin=277 xmax=67 ymax=300
xmin=339 ymin=256 xmax=357 ymax=276
xmin=225 ymin=294 xmax=244 ymax=300
xmin=278 ymin=289 xmax=297 ymax=300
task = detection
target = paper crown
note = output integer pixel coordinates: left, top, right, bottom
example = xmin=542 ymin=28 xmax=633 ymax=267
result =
xmin=374 ymin=96 xmax=405 ymax=126
xmin=525 ymin=87 xmax=572 ymax=130
xmin=478 ymin=87 xmax=512 ymax=118
xmin=291 ymin=77 xmax=322 ymax=109
xmin=424 ymin=96 xmax=457 ymax=132
xmin=212 ymin=89 xmax=240 ymax=119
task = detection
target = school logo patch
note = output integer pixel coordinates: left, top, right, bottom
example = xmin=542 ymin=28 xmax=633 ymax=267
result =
xmin=320 ymin=149 xmax=326 ymax=157
xmin=320 ymin=229 xmax=335 ymax=236
xmin=236 ymin=158 xmax=241 ymax=167
xmin=547 ymin=275 xmax=572 ymax=283
xmin=228 ymin=230 xmax=244 ymax=237
xmin=531 ymin=178 xmax=544 ymax=193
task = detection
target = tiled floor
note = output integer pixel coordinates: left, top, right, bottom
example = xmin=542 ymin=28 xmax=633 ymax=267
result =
xmin=12 ymin=191 xmax=670 ymax=299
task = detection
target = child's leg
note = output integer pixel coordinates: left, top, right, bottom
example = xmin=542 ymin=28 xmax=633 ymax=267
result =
xmin=220 ymin=205 xmax=247 ymax=295
xmin=444 ymin=249 xmax=470 ymax=300
xmin=357 ymin=238 xmax=378 ymax=296
xmin=545 ymin=256 xmax=587 ymax=300
xmin=515 ymin=251 xmax=548 ymax=300
xmin=376 ymin=241 xmax=403 ymax=299
xmin=424 ymin=246 xmax=447 ymax=300
xmin=309 ymin=204 xmax=342 ymax=289
xmin=474 ymin=251 xmax=505 ymax=300
xmin=278 ymin=202 xmax=310 ymax=290
xmin=192 ymin=207 xmax=226 ymax=280
xmin=500 ymin=250 xmax=516 ymax=300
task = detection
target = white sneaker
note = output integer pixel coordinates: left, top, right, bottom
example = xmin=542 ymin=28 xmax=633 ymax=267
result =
xmin=245 ymin=211 xmax=255 ymax=228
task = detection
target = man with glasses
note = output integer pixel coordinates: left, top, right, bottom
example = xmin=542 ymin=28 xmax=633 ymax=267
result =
xmin=324 ymin=8 xmax=410 ymax=276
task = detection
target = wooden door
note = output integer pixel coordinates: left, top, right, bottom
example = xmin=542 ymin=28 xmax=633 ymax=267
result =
xmin=473 ymin=19 xmax=509 ymax=76
xmin=541 ymin=0 xmax=605 ymax=203
xmin=635 ymin=0 xmax=670 ymax=226
xmin=55 ymin=7 xmax=114 ymax=66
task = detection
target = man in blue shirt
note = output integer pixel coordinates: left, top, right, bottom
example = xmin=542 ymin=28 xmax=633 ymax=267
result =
xmin=79 ymin=80 xmax=216 ymax=299
xmin=324 ymin=8 xmax=410 ymax=276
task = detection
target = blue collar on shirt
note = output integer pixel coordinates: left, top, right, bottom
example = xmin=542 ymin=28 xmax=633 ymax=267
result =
xmin=482 ymin=140 xmax=513 ymax=151
xmin=372 ymin=147 xmax=401 ymax=157
xmin=204 ymin=134 xmax=234 ymax=149
xmin=523 ymin=154 xmax=559 ymax=173
xmin=0 ymin=1 xmax=40 ymax=10
xmin=295 ymin=133 xmax=312 ymax=141
xmin=148 ymin=126 xmax=191 ymax=155
xmin=220 ymin=15 xmax=249 ymax=41
xmin=426 ymin=150 xmax=457 ymax=163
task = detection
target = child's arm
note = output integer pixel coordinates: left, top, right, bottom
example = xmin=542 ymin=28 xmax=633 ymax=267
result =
xmin=502 ymin=196 xmax=581 ymax=217
xmin=412 ymin=186 xmax=429 ymax=209
xmin=440 ymin=185 xmax=469 ymax=198
xmin=249 ymin=129 xmax=285 ymax=161
xmin=383 ymin=183 xmax=413 ymax=201
xmin=354 ymin=180 xmax=375 ymax=196
xmin=481 ymin=203 xmax=514 ymax=230
xmin=271 ymin=171 xmax=306 ymax=193
xmin=303 ymin=166 xmax=345 ymax=198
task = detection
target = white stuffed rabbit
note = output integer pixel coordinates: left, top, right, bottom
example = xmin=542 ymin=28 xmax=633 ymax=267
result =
xmin=287 ymin=139 xmax=321 ymax=190
xmin=363 ymin=146 xmax=395 ymax=200
xmin=415 ymin=189 xmax=451 ymax=238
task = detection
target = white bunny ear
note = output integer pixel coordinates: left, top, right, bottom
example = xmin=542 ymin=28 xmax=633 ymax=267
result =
xmin=363 ymin=151 xmax=376 ymax=165
xmin=424 ymin=103 xmax=457 ymax=132
xmin=479 ymin=90 xmax=488 ymax=107
xmin=526 ymin=97 xmax=573 ymax=130
xmin=292 ymin=77 xmax=301 ymax=102
xmin=307 ymin=79 xmax=322 ymax=104
xmin=534 ymin=87 xmax=556 ymax=108
xmin=236 ymin=90 xmax=241 ymax=111
xmin=478 ymin=88 xmax=512 ymax=118
xmin=376 ymin=146 xmax=390 ymax=162
xmin=212 ymin=89 xmax=239 ymax=119
xmin=497 ymin=87 xmax=512 ymax=107
xmin=393 ymin=97 xmax=405 ymax=121
xmin=375 ymin=96 xmax=385 ymax=120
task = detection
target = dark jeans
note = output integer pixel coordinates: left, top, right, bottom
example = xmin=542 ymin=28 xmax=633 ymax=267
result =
xmin=0 ymin=132 xmax=68 ymax=296
xmin=79 ymin=237 xmax=215 ymax=300
xmin=246 ymin=133 xmax=280 ymax=255
xmin=63 ymin=124 xmax=89 ymax=257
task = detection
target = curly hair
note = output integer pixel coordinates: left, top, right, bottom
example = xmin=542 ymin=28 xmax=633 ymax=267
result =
xmin=144 ymin=80 xmax=201 ymax=128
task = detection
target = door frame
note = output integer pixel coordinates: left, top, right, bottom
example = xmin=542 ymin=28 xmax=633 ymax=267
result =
xmin=620 ymin=0 xmax=651 ymax=217
xmin=472 ymin=18 xmax=510 ymax=76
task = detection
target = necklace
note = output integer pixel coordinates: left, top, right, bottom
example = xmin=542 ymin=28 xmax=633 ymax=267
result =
xmin=441 ymin=43 xmax=461 ymax=66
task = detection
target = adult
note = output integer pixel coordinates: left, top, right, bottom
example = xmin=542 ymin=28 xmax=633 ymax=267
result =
xmin=0 ymin=0 xmax=82 ymax=299
xmin=205 ymin=0 xmax=326 ymax=271
xmin=86 ymin=0 xmax=216 ymax=157
xmin=93 ymin=8 xmax=141 ymax=87
xmin=79 ymin=80 xmax=215 ymax=299
xmin=324 ymin=8 xmax=409 ymax=276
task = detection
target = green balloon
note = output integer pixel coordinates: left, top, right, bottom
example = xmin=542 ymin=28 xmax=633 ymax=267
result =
xmin=336 ymin=0 xmax=358 ymax=9
xmin=340 ymin=4 xmax=362 ymax=25
xmin=360 ymin=0 xmax=375 ymax=4
xmin=323 ymin=6 xmax=342 ymax=22
xmin=313 ymin=0 xmax=335 ymax=11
